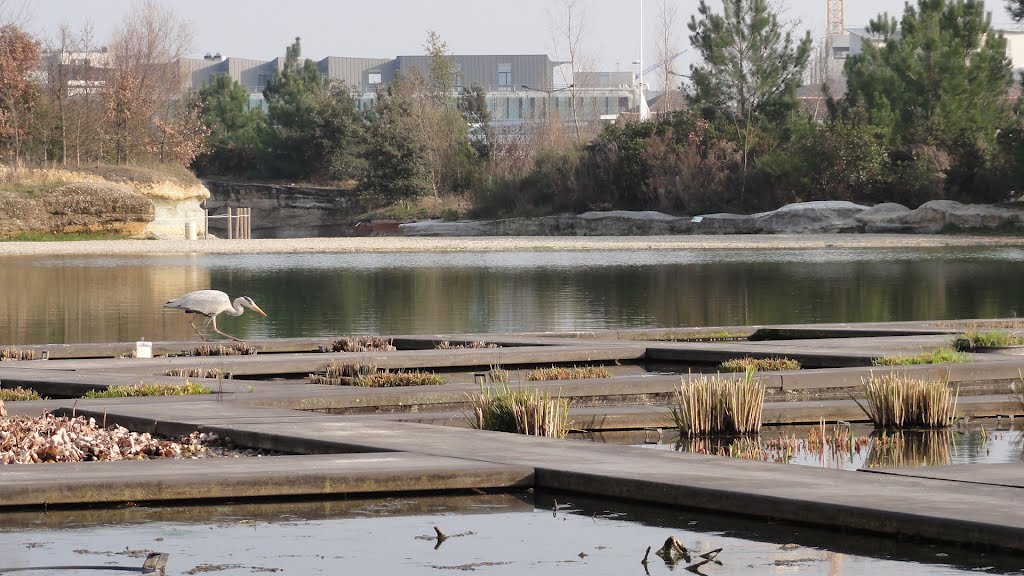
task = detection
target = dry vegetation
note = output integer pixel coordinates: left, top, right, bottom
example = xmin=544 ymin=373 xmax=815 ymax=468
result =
xmin=856 ymin=373 xmax=959 ymax=429
xmin=0 ymin=413 xmax=218 ymax=464
xmin=0 ymin=347 xmax=36 ymax=361
xmin=165 ymin=367 xmax=223 ymax=379
xmin=0 ymin=387 xmax=42 ymax=401
xmin=468 ymin=385 xmax=571 ymax=438
xmin=872 ymin=347 xmax=971 ymax=366
xmin=308 ymin=362 xmax=445 ymax=387
xmin=188 ymin=343 xmax=257 ymax=356
xmin=84 ymin=382 xmax=212 ymax=398
xmin=525 ymin=366 xmax=612 ymax=381
xmin=435 ymin=341 xmax=499 ymax=349
xmin=719 ymin=356 xmax=801 ymax=372
xmin=331 ymin=336 xmax=397 ymax=353
xmin=672 ymin=370 xmax=765 ymax=437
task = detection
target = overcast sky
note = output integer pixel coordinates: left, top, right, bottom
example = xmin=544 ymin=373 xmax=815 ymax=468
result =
xmin=19 ymin=0 xmax=1024 ymax=74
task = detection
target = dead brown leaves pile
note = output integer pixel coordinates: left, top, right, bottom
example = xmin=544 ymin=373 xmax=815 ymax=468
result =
xmin=0 ymin=413 xmax=216 ymax=464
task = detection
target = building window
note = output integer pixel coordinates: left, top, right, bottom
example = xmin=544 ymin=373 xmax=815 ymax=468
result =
xmin=257 ymin=73 xmax=269 ymax=90
xmin=368 ymin=72 xmax=382 ymax=85
xmin=497 ymin=63 xmax=512 ymax=90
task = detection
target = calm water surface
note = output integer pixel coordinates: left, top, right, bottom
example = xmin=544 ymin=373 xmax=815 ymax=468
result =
xmin=3 ymin=246 xmax=1024 ymax=344
xmin=1 ymin=492 xmax=1019 ymax=575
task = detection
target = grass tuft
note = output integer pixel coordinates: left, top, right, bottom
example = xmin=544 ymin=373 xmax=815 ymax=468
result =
xmin=468 ymin=384 xmax=571 ymax=438
xmin=189 ymin=343 xmax=257 ymax=356
xmin=85 ymin=382 xmax=212 ymax=398
xmin=525 ymin=366 xmax=611 ymax=381
xmin=309 ymin=361 xmax=445 ymax=387
xmin=953 ymin=330 xmax=1024 ymax=349
xmin=331 ymin=336 xmax=396 ymax=352
xmin=435 ymin=340 xmax=499 ymax=349
xmin=671 ymin=369 xmax=765 ymax=437
xmin=855 ymin=372 xmax=959 ymax=429
xmin=0 ymin=347 xmax=36 ymax=361
xmin=165 ymin=367 xmax=224 ymax=379
xmin=0 ymin=386 xmax=43 ymax=401
xmin=719 ymin=356 xmax=801 ymax=372
xmin=873 ymin=347 xmax=972 ymax=366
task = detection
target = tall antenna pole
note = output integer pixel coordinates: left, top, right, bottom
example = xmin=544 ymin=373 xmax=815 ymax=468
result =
xmin=827 ymin=0 xmax=844 ymax=37
xmin=639 ymin=0 xmax=650 ymax=120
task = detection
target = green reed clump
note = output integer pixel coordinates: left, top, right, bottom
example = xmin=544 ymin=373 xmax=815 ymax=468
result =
xmin=331 ymin=336 xmax=396 ymax=352
xmin=671 ymin=369 xmax=765 ymax=437
xmin=873 ymin=347 xmax=972 ymax=366
xmin=856 ymin=372 xmax=959 ymax=429
xmin=719 ymin=356 xmax=801 ymax=372
xmin=1 ymin=347 xmax=36 ymax=361
xmin=468 ymin=384 xmax=571 ymax=438
xmin=189 ymin=343 xmax=257 ymax=356
xmin=85 ymin=382 xmax=212 ymax=398
xmin=165 ymin=367 xmax=224 ymax=379
xmin=526 ymin=366 xmax=612 ymax=381
xmin=308 ymin=361 xmax=444 ymax=387
xmin=954 ymin=330 xmax=1024 ymax=349
xmin=0 ymin=386 xmax=42 ymax=401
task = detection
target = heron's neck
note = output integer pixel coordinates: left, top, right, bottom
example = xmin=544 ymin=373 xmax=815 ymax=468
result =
xmin=228 ymin=298 xmax=247 ymax=316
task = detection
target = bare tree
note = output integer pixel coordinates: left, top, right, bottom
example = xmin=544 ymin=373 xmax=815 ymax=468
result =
xmin=805 ymin=35 xmax=842 ymax=122
xmin=106 ymin=0 xmax=193 ymax=164
xmin=654 ymin=0 xmax=683 ymax=113
xmin=552 ymin=0 xmax=594 ymax=142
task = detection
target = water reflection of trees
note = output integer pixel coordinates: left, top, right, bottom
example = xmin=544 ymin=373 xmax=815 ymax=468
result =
xmin=4 ymin=250 xmax=1024 ymax=344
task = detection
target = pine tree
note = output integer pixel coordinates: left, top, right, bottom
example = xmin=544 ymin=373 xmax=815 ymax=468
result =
xmin=844 ymin=0 xmax=1013 ymax=147
xmin=686 ymin=0 xmax=812 ymax=205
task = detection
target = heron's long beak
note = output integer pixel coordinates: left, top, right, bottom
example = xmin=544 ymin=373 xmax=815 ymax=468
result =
xmin=251 ymin=304 xmax=268 ymax=317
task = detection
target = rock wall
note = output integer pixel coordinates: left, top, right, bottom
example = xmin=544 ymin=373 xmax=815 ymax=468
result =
xmin=203 ymin=181 xmax=368 ymax=239
xmin=400 ymin=200 xmax=1024 ymax=236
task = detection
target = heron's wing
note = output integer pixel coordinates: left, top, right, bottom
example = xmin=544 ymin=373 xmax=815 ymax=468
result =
xmin=163 ymin=290 xmax=230 ymax=316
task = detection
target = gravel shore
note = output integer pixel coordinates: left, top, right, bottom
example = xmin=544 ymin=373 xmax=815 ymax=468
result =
xmin=2 ymin=234 xmax=1023 ymax=256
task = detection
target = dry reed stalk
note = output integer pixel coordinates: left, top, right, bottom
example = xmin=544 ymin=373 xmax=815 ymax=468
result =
xmin=467 ymin=385 xmax=571 ymax=438
xmin=526 ymin=366 xmax=612 ymax=381
xmin=0 ymin=347 xmax=36 ymax=361
xmin=859 ymin=372 xmax=959 ymax=429
xmin=331 ymin=336 xmax=396 ymax=352
xmin=189 ymin=343 xmax=256 ymax=357
xmin=865 ymin=430 xmax=953 ymax=468
xmin=672 ymin=370 xmax=765 ymax=437
xmin=165 ymin=367 xmax=223 ymax=379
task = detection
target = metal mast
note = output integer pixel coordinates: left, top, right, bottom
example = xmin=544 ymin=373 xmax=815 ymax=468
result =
xmin=827 ymin=0 xmax=844 ymax=37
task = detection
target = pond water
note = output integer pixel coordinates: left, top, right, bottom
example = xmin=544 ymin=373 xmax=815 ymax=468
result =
xmin=1 ymin=491 xmax=1020 ymax=575
xmin=3 ymin=246 xmax=1024 ymax=345
xmin=592 ymin=420 xmax=1024 ymax=470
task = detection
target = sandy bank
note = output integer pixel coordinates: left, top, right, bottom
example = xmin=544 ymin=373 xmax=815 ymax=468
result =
xmin=1 ymin=234 xmax=1023 ymax=257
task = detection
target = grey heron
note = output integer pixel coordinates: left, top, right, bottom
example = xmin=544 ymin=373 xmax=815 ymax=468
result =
xmin=163 ymin=290 xmax=267 ymax=342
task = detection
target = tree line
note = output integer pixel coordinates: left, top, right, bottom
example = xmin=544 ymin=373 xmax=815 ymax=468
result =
xmin=2 ymin=0 xmax=1024 ymax=217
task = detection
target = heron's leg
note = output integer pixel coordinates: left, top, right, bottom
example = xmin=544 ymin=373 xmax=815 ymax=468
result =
xmin=210 ymin=315 xmax=242 ymax=342
xmin=189 ymin=316 xmax=209 ymax=341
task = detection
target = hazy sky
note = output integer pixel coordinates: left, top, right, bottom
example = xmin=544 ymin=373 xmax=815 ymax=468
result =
xmin=19 ymin=0 xmax=1024 ymax=74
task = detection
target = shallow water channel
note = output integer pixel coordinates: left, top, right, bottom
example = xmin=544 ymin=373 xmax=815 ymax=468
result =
xmin=4 ymin=245 xmax=1024 ymax=344
xmin=1 ymin=492 xmax=1020 ymax=575
xmin=582 ymin=420 xmax=1024 ymax=470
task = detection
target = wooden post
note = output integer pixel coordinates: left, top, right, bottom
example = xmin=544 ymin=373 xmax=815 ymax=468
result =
xmin=204 ymin=209 xmax=209 ymax=239
xmin=227 ymin=207 xmax=233 ymax=240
